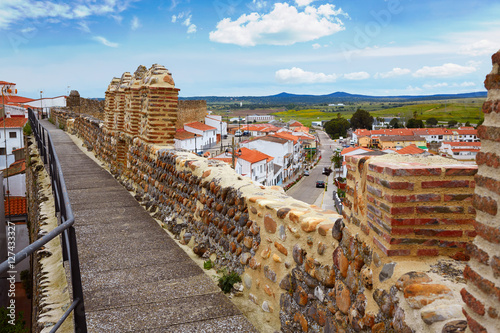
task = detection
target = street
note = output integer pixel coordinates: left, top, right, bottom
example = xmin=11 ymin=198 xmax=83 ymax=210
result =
xmin=286 ymin=130 xmax=343 ymax=209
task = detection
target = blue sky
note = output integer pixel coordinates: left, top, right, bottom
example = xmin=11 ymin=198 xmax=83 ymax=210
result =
xmin=0 ymin=0 xmax=499 ymax=98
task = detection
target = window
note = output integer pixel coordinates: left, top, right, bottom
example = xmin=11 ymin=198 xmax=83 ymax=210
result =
xmin=0 ymin=148 xmax=5 ymax=154
xmin=9 ymin=132 xmax=16 ymax=138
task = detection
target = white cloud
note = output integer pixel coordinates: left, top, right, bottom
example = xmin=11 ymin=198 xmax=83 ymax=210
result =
xmin=458 ymin=81 xmax=476 ymax=87
xmin=252 ymin=0 xmax=267 ymax=10
xmin=92 ymin=36 xmax=118 ymax=47
xmin=422 ymin=82 xmax=448 ymax=89
xmin=413 ymin=63 xmax=477 ymax=78
xmin=344 ymin=71 xmax=370 ymax=80
xmin=131 ymin=16 xmax=141 ymax=30
xmin=209 ymin=3 xmax=346 ymax=46
xmin=459 ymin=39 xmax=499 ymax=56
xmin=171 ymin=15 xmax=178 ymax=23
xmin=423 ymin=81 xmax=476 ymax=90
xmin=375 ymin=67 xmax=410 ymax=79
xmin=312 ymin=43 xmax=321 ymax=49
xmin=186 ymin=24 xmax=197 ymax=33
xmin=295 ymin=0 xmax=317 ymax=6
xmin=275 ymin=67 xmax=338 ymax=84
xmin=20 ymin=27 xmax=36 ymax=34
xmin=0 ymin=0 xmax=135 ymax=30
xmin=172 ymin=12 xmax=196 ymax=33
xmin=77 ymin=21 xmax=91 ymax=33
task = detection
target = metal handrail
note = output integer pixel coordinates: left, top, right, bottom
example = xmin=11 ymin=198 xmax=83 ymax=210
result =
xmin=0 ymin=109 xmax=87 ymax=332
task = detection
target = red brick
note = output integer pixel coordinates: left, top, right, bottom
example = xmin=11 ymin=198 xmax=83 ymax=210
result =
xmin=384 ymin=194 xmax=416 ymax=203
xmin=366 ymin=174 xmax=374 ymax=182
xmin=387 ymin=217 xmax=439 ymax=226
xmin=481 ymin=101 xmax=493 ymax=114
xmin=463 ymin=309 xmax=488 ymax=333
xmin=476 ymin=152 xmax=500 ymax=168
xmin=421 ymin=180 xmax=471 ymax=188
xmin=475 ymin=174 xmax=500 ymax=196
xmin=417 ymin=249 xmax=439 ymax=256
xmin=484 ymin=73 xmax=500 ymax=90
xmin=385 ymin=167 xmax=441 ymax=176
xmin=367 ymin=185 xmax=382 ymax=198
xmin=373 ymin=237 xmax=411 ymax=256
xmin=466 ymin=243 xmax=490 ymax=265
xmin=414 ymin=229 xmax=463 ymax=237
xmin=391 ymin=228 xmax=414 ymax=235
xmin=474 ymin=220 xmax=500 ymax=244
xmin=473 ymin=194 xmax=498 ymax=216
xmin=491 ymin=256 xmax=500 ymax=278
xmin=391 ymin=206 xmax=415 ymax=215
xmin=416 ymin=206 xmax=464 ymax=214
xmin=444 ymin=193 xmax=473 ymax=202
xmin=444 ymin=166 xmax=478 ymax=176
xmin=478 ymin=124 xmax=500 ymax=142
xmin=464 ymin=265 xmax=500 ymax=303
xmin=416 ymin=193 xmax=442 ymax=202
xmin=461 ymin=288 xmax=485 ymax=316
xmin=369 ymin=164 xmax=384 ymax=173
xmin=377 ymin=178 xmax=415 ymax=190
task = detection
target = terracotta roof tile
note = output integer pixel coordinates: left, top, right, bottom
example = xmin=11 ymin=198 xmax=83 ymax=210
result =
xmin=174 ymin=129 xmax=195 ymax=140
xmin=238 ymin=147 xmax=273 ymax=163
xmin=2 ymin=160 xmax=26 ymax=177
xmin=0 ymin=117 xmax=28 ymax=128
xmin=184 ymin=122 xmax=217 ymax=132
xmin=5 ymin=196 xmax=26 ymax=216
xmin=341 ymin=147 xmax=373 ymax=155
xmin=396 ymin=145 xmax=426 ymax=155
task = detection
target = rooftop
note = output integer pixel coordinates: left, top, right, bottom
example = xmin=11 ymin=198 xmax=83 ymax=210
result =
xmin=184 ymin=122 xmax=216 ymax=132
xmin=5 ymin=196 xmax=27 ymax=216
xmin=238 ymin=147 xmax=273 ymax=163
xmin=396 ymin=144 xmax=426 ymax=155
xmin=0 ymin=117 xmax=28 ymax=128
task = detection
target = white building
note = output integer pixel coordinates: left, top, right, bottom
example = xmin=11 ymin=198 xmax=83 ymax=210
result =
xmin=205 ymin=115 xmax=227 ymax=136
xmin=0 ymin=118 xmax=28 ymax=168
xmin=235 ymin=147 xmax=275 ymax=186
xmin=439 ymin=142 xmax=481 ymax=161
xmin=247 ymin=114 xmax=275 ymax=122
xmin=240 ymin=136 xmax=293 ymax=184
xmin=174 ymin=121 xmax=217 ymax=152
xmin=21 ymin=96 xmax=67 ymax=117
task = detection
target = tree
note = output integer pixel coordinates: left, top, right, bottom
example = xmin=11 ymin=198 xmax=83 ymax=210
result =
xmin=331 ymin=151 xmax=343 ymax=178
xmin=324 ymin=117 xmax=350 ymax=139
xmin=465 ymin=121 xmax=471 ymax=127
xmin=0 ymin=307 xmax=28 ymax=333
xmin=448 ymin=120 xmax=458 ymax=128
xmin=389 ymin=118 xmax=400 ymax=128
xmin=350 ymin=108 xmax=374 ymax=130
xmin=407 ymin=118 xmax=424 ymax=128
xmin=426 ymin=117 xmax=438 ymax=127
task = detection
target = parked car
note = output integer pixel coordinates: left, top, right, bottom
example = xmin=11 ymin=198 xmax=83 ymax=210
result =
xmin=304 ymin=170 xmax=309 ymax=176
xmin=316 ymin=180 xmax=325 ymax=188
xmin=243 ymin=130 xmax=250 ymax=136
xmin=235 ymin=130 xmax=242 ymax=137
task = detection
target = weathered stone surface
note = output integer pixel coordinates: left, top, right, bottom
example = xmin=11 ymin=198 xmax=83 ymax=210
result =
xmin=421 ymin=304 xmax=463 ymax=325
xmin=264 ymin=214 xmax=277 ymax=233
xmin=379 ymin=262 xmax=396 ymax=283
xmin=264 ymin=265 xmax=277 ymax=283
xmin=318 ymin=223 xmax=333 ymax=236
xmin=294 ymin=311 xmax=308 ymax=332
xmin=277 ymin=207 xmax=291 ymax=219
xmin=274 ymin=241 xmax=288 ymax=256
xmin=278 ymin=225 xmax=287 ymax=241
xmin=361 ymin=267 xmax=373 ymax=290
xmin=404 ymin=284 xmax=454 ymax=309
xmin=441 ymin=320 xmax=467 ymax=333
xmin=333 ymin=246 xmax=349 ymax=278
xmin=293 ymin=244 xmax=305 ymax=265
xmin=332 ymin=218 xmax=344 ymax=240
xmin=260 ymin=246 xmax=271 ymax=259
xmin=396 ymin=271 xmax=432 ymax=291
xmin=240 ymin=252 xmax=251 ymax=265
xmin=317 ymin=242 xmax=326 ymax=255
xmin=279 ymin=274 xmax=291 ymax=291
xmin=335 ymin=280 xmax=351 ymax=314
xmin=301 ymin=217 xmax=324 ymax=232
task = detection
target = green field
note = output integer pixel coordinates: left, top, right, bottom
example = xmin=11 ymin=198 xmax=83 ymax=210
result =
xmin=269 ymin=98 xmax=485 ymax=127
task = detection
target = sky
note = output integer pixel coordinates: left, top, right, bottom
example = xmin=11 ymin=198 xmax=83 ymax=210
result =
xmin=0 ymin=0 xmax=499 ymax=99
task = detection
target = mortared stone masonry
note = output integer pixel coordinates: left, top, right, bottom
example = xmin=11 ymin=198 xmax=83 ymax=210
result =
xmin=47 ymin=60 xmax=500 ymax=332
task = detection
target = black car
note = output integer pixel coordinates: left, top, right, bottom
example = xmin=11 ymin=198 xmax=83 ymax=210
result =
xmin=322 ymin=167 xmax=332 ymax=176
xmin=316 ymin=180 xmax=325 ymax=188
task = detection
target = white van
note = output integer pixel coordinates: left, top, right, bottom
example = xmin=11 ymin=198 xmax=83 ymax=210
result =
xmin=235 ymin=130 xmax=242 ymax=137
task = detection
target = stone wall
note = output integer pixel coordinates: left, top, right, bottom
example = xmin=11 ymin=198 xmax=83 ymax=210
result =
xmin=47 ymin=58 xmax=500 ymax=332
xmin=26 ymin=136 xmax=73 ymax=333
xmin=461 ymin=50 xmax=500 ymax=332
xmin=177 ymin=100 xmax=207 ymax=129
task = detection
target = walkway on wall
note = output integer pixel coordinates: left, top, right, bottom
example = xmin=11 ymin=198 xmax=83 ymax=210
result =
xmin=41 ymin=120 xmax=257 ymax=333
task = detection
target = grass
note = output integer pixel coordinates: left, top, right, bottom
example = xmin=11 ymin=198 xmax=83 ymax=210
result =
xmin=268 ymin=98 xmax=485 ymax=127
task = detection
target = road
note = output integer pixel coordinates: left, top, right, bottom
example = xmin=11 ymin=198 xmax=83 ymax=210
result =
xmin=287 ymin=130 xmax=343 ymax=206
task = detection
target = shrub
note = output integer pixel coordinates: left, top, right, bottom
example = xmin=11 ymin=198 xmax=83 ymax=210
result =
xmin=203 ymin=259 xmax=213 ymax=270
xmin=218 ymin=270 xmax=241 ymax=293
xmin=22 ymin=123 xmax=31 ymax=136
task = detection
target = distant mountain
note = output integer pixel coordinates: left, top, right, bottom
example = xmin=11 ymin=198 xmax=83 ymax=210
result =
xmin=179 ymin=91 xmax=487 ymax=104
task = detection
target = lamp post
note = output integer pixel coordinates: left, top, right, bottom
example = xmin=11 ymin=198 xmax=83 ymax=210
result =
xmin=220 ymin=120 xmax=223 ymax=152
xmin=194 ymin=134 xmax=197 ymax=154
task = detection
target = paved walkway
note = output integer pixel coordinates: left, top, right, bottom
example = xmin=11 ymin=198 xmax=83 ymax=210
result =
xmin=42 ymin=120 xmax=257 ymax=333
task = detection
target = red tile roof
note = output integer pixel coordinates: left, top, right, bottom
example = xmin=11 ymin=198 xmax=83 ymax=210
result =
xmin=341 ymin=147 xmax=373 ymax=155
xmin=4 ymin=95 xmax=34 ymax=104
xmin=272 ymin=133 xmax=299 ymax=144
xmin=396 ymin=145 xmax=426 ymax=155
xmin=5 ymin=196 xmax=26 ymax=216
xmin=456 ymin=129 xmax=477 ymax=135
xmin=0 ymin=81 xmax=16 ymax=85
xmin=0 ymin=117 xmax=28 ymax=128
xmin=2 ymin=160 xmax=26 ymax=177
xmin=184 ymin=122 xmax=216 ymax=132
xmin=238 ymin=147 xmax=273 ymax=163
xmin=174 ymin=129 xmax=195 ymax=140
xmin=289 ymin=121 xmax=303 ymax=127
